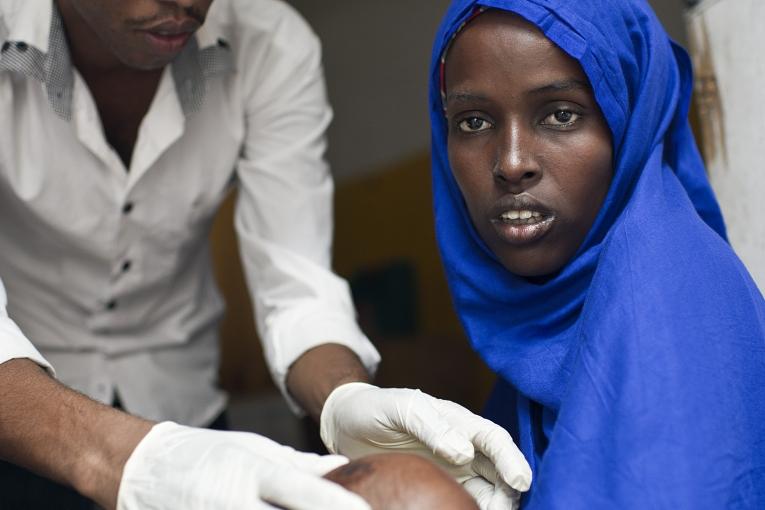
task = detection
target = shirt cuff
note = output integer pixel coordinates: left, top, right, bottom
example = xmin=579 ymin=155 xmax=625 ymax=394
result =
xmin=0 ymin=316 xmax=55 ymax=376
xmin=264 ymin=307 xmax=381 ymax=415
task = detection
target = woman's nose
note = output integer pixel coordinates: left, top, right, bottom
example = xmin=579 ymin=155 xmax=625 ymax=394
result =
xmin=492 ymin=124 xmax=542 ymax=192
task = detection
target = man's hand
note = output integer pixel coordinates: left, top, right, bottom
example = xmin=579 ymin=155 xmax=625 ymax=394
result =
xmin=118 ymin=422 xmax=371 ymax=510
xmin=320 ymin=383 xmax=531 ymax=510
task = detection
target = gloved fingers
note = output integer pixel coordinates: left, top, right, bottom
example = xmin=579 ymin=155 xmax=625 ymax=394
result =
xmin=431 ymin=400 xmax=530 ymax=490
xmin=471 ymin=452 xmax=500 ymax=485
xmin=470 ymin=421 xmax=531 ymax=491
xmin=259 ymin=467 xmax=371 ymax=510
xmin=486 ymin=481 xmax=521 ymax=510
xmin=463 ymin=474 xmax=521 ymax=510
xmin=400 ymin=390 xmax=475 ymax=465
xmin=471 ymin=453 xmax=521 ymax=509
xmin=462 ymin=476 xmax=495 ymax=510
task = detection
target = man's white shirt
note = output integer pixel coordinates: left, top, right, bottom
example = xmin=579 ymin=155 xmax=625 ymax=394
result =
xmin=0 ymin=278 xmax=52 ymax=373
xmin=0 ymin=0 xmax=379 ymax=425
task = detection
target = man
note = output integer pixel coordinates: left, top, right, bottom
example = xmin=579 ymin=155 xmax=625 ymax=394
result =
xmin=0 ymin=284 xmax=370 ymax=509
xmin=0 ymin=0 xmax=531 ymax=508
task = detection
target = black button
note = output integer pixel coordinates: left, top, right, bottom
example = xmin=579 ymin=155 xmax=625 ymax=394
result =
xmin=15 ymin=42 xmax=27 ymax=52
xmin=122 ymin=202 xmax=134 ymax=214
xmin=105 ymin=299 xmax=118 ymax=311
xmin=1 ymin=42 xmax=10 ymax=53
xmin=121 ymin=260 xmax=132 ymax=272
xmin=217 ymin=38 xmax=229 ymax=48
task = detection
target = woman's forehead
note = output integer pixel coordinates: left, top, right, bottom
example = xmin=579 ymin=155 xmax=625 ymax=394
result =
xmin=456 ymin=10 xmax=548 ymax=48
xmin=444 ymin=10 xmax=589 ymax=95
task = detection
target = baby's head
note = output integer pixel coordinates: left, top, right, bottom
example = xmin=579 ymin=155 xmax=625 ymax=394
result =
xmin=324 ymin=453 xmax=479 ymax=510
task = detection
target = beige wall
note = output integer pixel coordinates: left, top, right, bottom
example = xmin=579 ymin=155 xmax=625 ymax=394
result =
xmin=287 ymin=0 xmax=451 ymax=182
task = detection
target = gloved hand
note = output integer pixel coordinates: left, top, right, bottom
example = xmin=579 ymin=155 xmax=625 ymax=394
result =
xmin=117 ymin=421 xmax=372 ymax=510
xmin=320 ymin=383 xmax=531 ymax=510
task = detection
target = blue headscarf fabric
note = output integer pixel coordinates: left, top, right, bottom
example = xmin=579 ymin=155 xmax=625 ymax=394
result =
xmin=430 ymin=1 xmax=765 ymax=507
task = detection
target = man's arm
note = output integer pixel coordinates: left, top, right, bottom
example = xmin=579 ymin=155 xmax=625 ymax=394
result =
xmin=0 ymin=358 xmax=152 ymax=509
xmin=286 ymin=343 xmax=370 ymax=421
xmin=229 ymin=8 xmax=530 ymax=510
xmin=0 ymin=358 xmax=372 ymax=510
xmin=232 ymin=6 xmax=380 ymax=414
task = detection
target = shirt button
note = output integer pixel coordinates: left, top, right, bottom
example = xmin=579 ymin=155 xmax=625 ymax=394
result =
xmin=122 ymin=202 xmax=134 ymax=214
xmin=121 ymin=260 xmax=132 ymax=273
xmin=105 ymin=299 xmax=118 ymax=311
xmin=217 ymin=38 xmax=229 ymax=48
xmin=15 ymin=41 xmax=28 ymax=52
xmin=1 ymin=42 xmax=10 ymax=53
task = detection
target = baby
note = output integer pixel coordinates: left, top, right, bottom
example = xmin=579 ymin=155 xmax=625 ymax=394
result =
xmin=324 ymin=453 xmax=479 ymax=510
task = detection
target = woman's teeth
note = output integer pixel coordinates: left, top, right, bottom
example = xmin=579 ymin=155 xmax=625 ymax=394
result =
xmin=500 ymin=210 xmax=543 ymax=224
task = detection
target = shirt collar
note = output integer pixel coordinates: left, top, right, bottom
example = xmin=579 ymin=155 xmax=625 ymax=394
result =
xmin=0 ymin=0 xmax=235 ymax=120
xmin=0 ymin=0 xmax=54 ymax=54
xmin=172 ymin=22 xmax=236 ymax=116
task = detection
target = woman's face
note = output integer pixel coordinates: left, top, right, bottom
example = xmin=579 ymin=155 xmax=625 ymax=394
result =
xmin=444 ymin=11 xmax=613 ymax=278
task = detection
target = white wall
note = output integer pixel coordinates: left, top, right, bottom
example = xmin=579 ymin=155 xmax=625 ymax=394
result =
xmin=287 ymin=1 xmax=688 ymax=182
xmin=687 ymin=0 xmax=765 ymax=291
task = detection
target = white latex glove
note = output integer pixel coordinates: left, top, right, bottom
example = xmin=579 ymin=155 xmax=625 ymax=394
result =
xmin=118 ymin=421 xmax=371 ymax=510
xmin=320 ymin=383 xmax=532 ymax=510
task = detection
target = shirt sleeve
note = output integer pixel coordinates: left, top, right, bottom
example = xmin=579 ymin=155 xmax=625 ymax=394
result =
xmin=234 ymin=9 xmax=380 ymax=414
xmin=0 ymin=277 xmax=54 ymax=374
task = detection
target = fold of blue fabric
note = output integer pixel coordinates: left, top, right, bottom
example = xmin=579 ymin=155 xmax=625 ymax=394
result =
xmin=429 ymin=1 xmax=765 ymax=507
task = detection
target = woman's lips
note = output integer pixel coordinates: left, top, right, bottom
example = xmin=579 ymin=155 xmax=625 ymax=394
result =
xmin=491 ymin=215 xmax=555 ymax=245
xmin=489 ymin=194 xmax=555 ymax=246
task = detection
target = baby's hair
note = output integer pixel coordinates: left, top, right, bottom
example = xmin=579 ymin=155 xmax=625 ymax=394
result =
xmin=325 ymin=458 xmax=375 ymax=486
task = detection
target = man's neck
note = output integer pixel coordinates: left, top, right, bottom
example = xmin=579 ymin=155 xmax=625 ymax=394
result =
xmin=54 ymin=0 xmax=165 ymax=169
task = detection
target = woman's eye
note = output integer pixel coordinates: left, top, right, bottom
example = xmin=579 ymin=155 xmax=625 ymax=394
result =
xmin=458 ymin=117 xmax=492 ymax=133
xmin=543 ymin=109 xmax=580 ymax=127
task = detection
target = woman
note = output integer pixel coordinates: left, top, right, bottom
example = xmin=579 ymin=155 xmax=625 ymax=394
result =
xmin=432 ymin=0 xmax=765 ymax=507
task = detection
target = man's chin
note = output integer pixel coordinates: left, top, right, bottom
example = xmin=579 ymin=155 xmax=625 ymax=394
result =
xmin=115 ymin=44 xmax=181 ymax=71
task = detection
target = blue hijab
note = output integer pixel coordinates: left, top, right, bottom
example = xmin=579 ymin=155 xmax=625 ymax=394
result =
xmin=430 ymin=1 xmax=765 ymax=507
